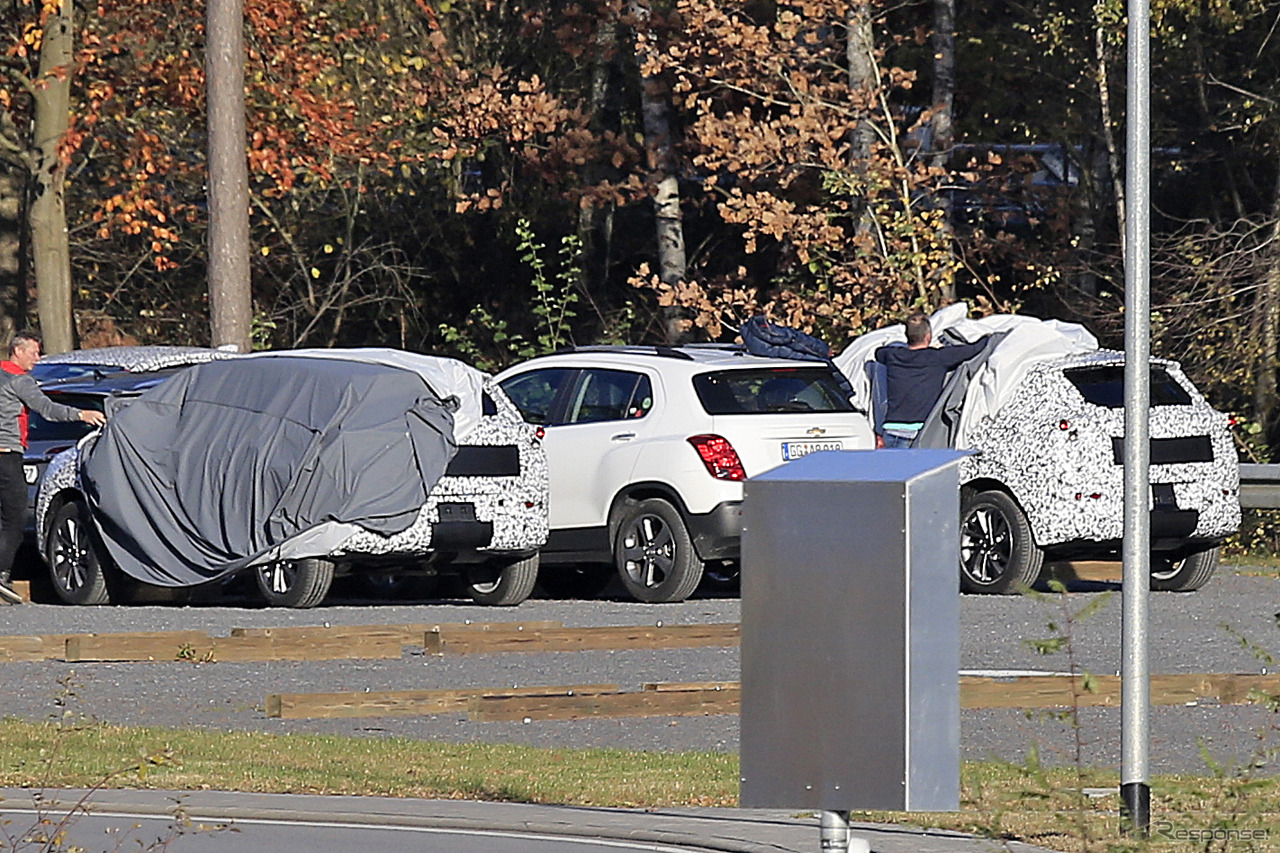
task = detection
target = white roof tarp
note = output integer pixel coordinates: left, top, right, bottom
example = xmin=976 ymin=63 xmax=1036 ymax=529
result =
xmin=833 ymin=304 xmax=1099 ymax=446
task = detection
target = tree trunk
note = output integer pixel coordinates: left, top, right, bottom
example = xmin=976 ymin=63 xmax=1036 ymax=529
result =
xmin=576 ymin=13 xmax=618 ymax=300
xmin=930 ymin=0 xmax=956 ymax=301
xmin=1094 ymin=20 xmax=1125 ymax=258
xmin=631 ymin=0 xmax=687 ymax=344
xmin=846 ymin=2 xmax=877 ymax=237
xmin=847 ymin=2 xmax=876 ymax=161
xmin=206 ymin=0 xmax=254 ymax=352
xmin=929 ymin=0 xmax=954 ymax=165
xmin=29 ymin=0 xmax=75 ymax=354
xmin=1254 ymin=152 xmax=1280 ymax=434
xmin=0 ymin=168 xmax=22 ymax=340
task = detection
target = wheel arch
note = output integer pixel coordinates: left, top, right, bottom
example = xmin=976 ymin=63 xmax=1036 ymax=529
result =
xmin=606 ymin=481 xmax=691 ymax=546
xmin=961 ymin=478 xmax=1039 ymax=546
xmin=39 ymin=486 xmax=87 ymax=554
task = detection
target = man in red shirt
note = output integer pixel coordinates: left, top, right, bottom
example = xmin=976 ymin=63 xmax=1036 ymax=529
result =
xmin=0 ymin=331 xmax=105 ymax=603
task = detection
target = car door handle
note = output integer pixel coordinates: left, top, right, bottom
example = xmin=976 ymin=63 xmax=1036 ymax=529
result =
xmin=611 ymin=432 xmax=636 ymax=442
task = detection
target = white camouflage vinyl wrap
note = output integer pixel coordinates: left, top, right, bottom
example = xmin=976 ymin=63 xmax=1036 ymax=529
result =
xmin=332 ymin=381 xmax=549 ymax=556
xmin=959 ymin=350 xmax=1240 ymax=548
xmin=38 ymin=346 xmax=239 ymax=372
xmin=35 ymin=442 xmax=78 ymax=552
xmin=36 ymin=380 xmax=549 ymax=563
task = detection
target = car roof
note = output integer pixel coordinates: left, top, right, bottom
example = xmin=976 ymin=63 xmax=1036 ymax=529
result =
xmin=1038 ymin=349 xmax=1176 ymax=371
xmin=500 ymin=344 xmax=833 ymax=374
xmin=41 ymin=366 xmax=187 ymax=396
xmin=35 ymin=345 xmax=238 ymax=374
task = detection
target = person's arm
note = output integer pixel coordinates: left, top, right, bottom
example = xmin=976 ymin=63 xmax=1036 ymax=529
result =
xmin=10 ymin=374 xmax=106 ymax=426
xmin=937 ymin=338 xmax=990 ymax=369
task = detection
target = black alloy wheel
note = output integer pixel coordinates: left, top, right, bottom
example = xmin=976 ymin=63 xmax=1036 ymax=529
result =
xmin=959 ymin=489 xmax=1044 ymax=594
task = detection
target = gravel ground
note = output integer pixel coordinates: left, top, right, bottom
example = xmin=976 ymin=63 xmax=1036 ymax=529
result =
xmin=1 ymin=565 xmax=1279 ymax=772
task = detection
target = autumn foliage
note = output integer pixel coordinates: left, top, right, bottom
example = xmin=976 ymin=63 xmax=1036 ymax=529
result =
xmin=3 ymin=0 xmax=1280 ymax=443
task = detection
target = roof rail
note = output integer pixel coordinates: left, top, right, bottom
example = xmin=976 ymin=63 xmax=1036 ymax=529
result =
xmin=553 ymin=344 xmax=696 ymax=360
xmin=680 ymin=343 xmax=746 ymax=352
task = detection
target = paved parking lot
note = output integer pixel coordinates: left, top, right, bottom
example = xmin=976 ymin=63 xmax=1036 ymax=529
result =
xmin=1 ymin=565 xmax=1278 ymax=773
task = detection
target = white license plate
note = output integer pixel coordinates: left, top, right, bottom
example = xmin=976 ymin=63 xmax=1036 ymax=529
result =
xmin=782 ymin=441 xmax=843 ymax=461
xmin=22 ymin=464 xmax=38 ymax=485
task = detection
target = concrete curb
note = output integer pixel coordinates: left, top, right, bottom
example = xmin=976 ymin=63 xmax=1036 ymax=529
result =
xmin=0 ymin=789 xmax=1058 ymax=853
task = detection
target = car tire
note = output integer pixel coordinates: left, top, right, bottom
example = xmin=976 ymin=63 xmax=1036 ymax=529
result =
xmin=536 ymin=563 xmax=614 ymax=600
xmin=45 ymin=500 xmax=112 ymax=605
xmin=614 ymin=498 xmax=704 ymax=603
xmin=254 ymin=558 xmax=335 ymax=608
xmin=959 ymin=489 xmax=1044 ymax=594
xmin=466 ymin=553 xmax=539 ymax=606
xmin=1150 ymin=545 xmax=1220 ymax=592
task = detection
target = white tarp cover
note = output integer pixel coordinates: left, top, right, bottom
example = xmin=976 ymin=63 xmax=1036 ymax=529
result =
xmin=80 ymin=352 xmax=465 ymax=586
xmin=833 ymin=304 xmax=1099 ymax=447
xmin=247 ymin=348 xmax=488 ymax=440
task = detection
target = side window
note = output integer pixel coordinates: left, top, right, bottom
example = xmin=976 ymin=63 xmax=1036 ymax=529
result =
xmin=627 ymin=375 xmax=654 ymax=419
xmin=567 ymin=369 xmax=649 ymax=424
xmin=498 ymin=368 xmax=575 ymax=425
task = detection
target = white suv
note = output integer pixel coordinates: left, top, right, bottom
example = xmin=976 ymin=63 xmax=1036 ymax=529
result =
xmin=495 ymin=345 xmax=873 ymax=602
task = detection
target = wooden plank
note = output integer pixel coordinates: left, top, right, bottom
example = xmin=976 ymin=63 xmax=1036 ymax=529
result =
xmin=0 ymin=636 xmax=48 ymax=662
xmin=209 ymin=633 xmax=405 ymax=663
xmin=472 ymin=687 xmax=742 ymax=721
xmin=267 ymin=684 xmax=621 ymax=720
xmin=959 ymin=673 xmax=1280 ymax=709
xmin=231 ymin=620 xmax=562 ymax=643
xmin=426 ymin=623 xmax=741 ymax=655
xmin=64 ymin=631 xmax=215 ymax=662
xmin=65 ymin=632 xmax=407 ymax=664
xmin=642 ymin=681 xmax=738 ymax=692
xmin=10 ymin=580 xmax=30 ymax=602
xmin=263 ymin=672 xmax=1280 ymax=722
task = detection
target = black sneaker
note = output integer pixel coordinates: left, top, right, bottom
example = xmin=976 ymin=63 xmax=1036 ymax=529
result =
xmin=0 ymin=579 xmax=23 ymax=605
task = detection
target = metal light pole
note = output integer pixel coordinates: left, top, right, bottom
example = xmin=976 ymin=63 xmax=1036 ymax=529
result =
xmin=1121 ymin=0 xmax=1152 ymax=836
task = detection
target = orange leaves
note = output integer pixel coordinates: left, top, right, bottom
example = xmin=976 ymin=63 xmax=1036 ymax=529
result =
xmin=620 ymin=0 xmax=958 ymax=338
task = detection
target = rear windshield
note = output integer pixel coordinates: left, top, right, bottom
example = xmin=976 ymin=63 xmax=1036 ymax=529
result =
xmin=1064 ymin=365 xmax=1192 ymax=408
xmin=693 ymin=368 xmax=854 ymax=414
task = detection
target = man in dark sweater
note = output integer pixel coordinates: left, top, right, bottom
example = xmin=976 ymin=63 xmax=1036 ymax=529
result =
xmin=874 ymin=312 xmax=988 ymax=448
xmin=0 ymin=331 xmax=105 ymax=603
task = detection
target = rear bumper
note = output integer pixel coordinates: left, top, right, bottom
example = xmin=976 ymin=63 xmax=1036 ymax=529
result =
xmin=687 ymin=501 xmax=743 ymax=561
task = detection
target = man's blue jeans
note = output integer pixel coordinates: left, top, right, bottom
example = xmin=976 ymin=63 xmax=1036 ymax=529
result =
xmin=882 ymin=432 xmax=917 ymax=449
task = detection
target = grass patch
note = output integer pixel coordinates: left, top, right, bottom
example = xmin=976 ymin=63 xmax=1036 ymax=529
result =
xmin=899 ymin=761 xmax=1280 ymax=851
xmin=2 ymin=719 xmax=1279 ymax=851
xmin=0 ymin=719 xmax=736 ymax=808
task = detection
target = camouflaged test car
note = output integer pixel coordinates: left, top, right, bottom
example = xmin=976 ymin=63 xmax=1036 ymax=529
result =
xmin=836 ymin=305 xmax=1240 ymax=593
xmin=36 ymin=349 xmax=548 ymax=608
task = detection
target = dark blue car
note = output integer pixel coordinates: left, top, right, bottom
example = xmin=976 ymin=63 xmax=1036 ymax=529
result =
xmin=24 ymin=369 xmax=185 ymax=534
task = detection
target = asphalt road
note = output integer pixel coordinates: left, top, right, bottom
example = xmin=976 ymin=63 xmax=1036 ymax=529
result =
xmin=1 ymin=563 xmax=1278 ymax=774
xmin=0 ymin=806 xmax=704 ymax=853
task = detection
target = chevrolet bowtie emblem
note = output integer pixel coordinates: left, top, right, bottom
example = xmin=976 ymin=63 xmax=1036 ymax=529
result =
xmin=806 ymin=427 xmax=826 ymax=437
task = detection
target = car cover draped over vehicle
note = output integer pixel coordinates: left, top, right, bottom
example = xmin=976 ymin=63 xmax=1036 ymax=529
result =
xmin=833 ymin=302 xmax=1100 ymax=448
xmin=79 ymin=352 xmax=471 ymax=587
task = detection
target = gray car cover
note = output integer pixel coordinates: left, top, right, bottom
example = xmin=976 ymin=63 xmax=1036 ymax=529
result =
xmin=80 ymin=356 xmax=458 ymax=586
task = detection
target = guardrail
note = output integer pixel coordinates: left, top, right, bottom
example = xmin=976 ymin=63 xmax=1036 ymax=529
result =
xmin=1239 ymin=463 xmax=1280 ymax=509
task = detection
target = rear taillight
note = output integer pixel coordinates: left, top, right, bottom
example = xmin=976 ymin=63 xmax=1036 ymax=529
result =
xmin=688 ymin=434 xmax=746 ymax=481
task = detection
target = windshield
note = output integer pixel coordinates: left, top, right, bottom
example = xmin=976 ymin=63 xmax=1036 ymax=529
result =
xmin=1064 ymin=365 xmax=1192 ymax=407
xmin=30 ymin=363 xmax=122 ymax=383
xmin=693 ymin=367 xmax=854 ymax=414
